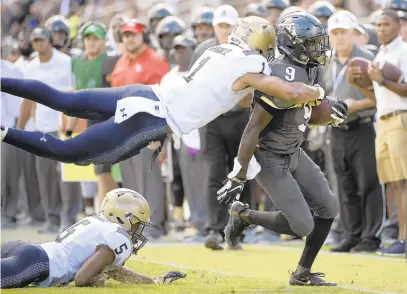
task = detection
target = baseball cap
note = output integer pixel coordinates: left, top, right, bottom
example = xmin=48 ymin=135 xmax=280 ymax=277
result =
xmin=29 ymin=27 xmax=51 ymax=42
xmin=83 ymin=24 xmax=106 ymax=40
xmin=121 ymin=19 xmax=146 ymax=34
xmin=213 ymin=5 xmax=239 ymax=26
xmin=172 ymin=34 xmax=197 ymax=49
xmin=327 ymin=10 xmax=356 ymax=32
xmin=354 ymin=24 xmax=367 ymax=36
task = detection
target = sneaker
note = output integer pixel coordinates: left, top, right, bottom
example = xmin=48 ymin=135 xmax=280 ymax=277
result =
xmin=1 ymin=216 xmax=17 ymax=229
xmin=350 ymin=239 xmax=380 ymax=253
xmin=224 ymin=201 xmax=250 ymax=248
xmin=377 ymin=240 xmax=406 ymax=256
xmin=204 ymin=230 xmax=224 ymax=250
xmin=289 ymin=269 xmax=337 ymax=286
xmin=330 ymin=238 xmax=359 ymax=253
xmin=38 ymin=223 xmax=60 ymax=234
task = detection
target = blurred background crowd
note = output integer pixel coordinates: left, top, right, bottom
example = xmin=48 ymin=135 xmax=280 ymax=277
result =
xmin=1 ymin=0 xmax=407 ymax=257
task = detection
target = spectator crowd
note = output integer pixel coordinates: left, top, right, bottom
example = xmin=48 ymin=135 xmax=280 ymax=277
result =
xmin=1 ymin=0 xmax=407 ymax=257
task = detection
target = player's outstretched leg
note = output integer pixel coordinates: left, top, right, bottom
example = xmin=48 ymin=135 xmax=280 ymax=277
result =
xmin=1 ymin=241 xmax=49 ymax=288
xmin=0 ymin=77 xmax=122 ymax=121
xmin=289 ymin=216 xmax=336 ymax=286
xmin=224 ymin=201 xmax=250 ymax=248
xmin=1 ymin=113 xmax=168 ymax=164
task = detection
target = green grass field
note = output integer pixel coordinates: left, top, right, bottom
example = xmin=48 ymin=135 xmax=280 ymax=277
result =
xmin=3 ymin=244 xmax=407 ymax=294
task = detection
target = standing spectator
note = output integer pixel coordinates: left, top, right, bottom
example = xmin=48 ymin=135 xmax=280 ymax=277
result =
xmin=146 ymin=3 xmax=174 ymax=52
xmin=106 ymin=14 xmax=127 ymax=56
xmin=16 ymin=27 xmax=76 ymax=234
xmin=44 ymin=15 xmax=71 ymax=56
xmin=351 ymin=10 xmax=407 ymax=255
xmin=160 ymin=34 xmax=208 ymax=235
xmin=319 ymin=11 xmax=383 ymax=253
xmin=188 ymin=5 xmax=251 ymax=250
xmin=381 ymin=0 xmax=407 ymax=41
xmin=110 ymin=19 xmax=170 ymax=239
xmin=191 ymin=7 xmax=215 ymax=44
xmin=307 ymin=1 xmax=336 ymax=28
xmin=1 ymin=60 xmax=24 ymax=228
xmin=155 ymin=16 xmax=186 ymax=65
xmin=67 ymin=21 xmax=119 ymax=214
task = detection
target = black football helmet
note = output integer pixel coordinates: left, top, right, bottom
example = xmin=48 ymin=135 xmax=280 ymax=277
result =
xmin=244 ymin=3 xmax=268 ymax=18
xmin=277 ymin=12 xmax=332 ymax=67
xmin=147 ymin=3 xmax=173 ymax=33
xmin=45 ymin=15 xmax=70 ymax=50
xmin=262 ymin=0 xmax=290 ymax=10
xmin=155 ymin=16 xmax=186 ymax=51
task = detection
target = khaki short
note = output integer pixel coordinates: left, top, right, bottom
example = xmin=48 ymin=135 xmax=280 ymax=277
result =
xmin=376 ymin=112 xmax=407 ymax=184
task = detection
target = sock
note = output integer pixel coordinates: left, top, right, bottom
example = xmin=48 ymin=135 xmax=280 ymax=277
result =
xmin=298 ymin=216 xmax=334 ymax=270
xmin=244 ymin=210 xmax=297 ymax=236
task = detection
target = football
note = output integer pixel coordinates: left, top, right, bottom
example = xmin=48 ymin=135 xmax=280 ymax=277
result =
xmin=348 ymin=57 xmax=373 ymax=88
xmin=348 ymin=57 xmax=404 ymax=88
xmin=308 ymin=99 xmax=335 ymax=125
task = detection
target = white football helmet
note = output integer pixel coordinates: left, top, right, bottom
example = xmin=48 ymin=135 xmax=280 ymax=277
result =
xmin=100 ymin=188 xmax=151 ymax=254
xmin=228 ymin=16 xmax=276 ymax=60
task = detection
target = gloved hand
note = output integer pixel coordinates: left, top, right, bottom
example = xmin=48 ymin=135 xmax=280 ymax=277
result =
xmin=153 ymin=271 xmax=186 ymax=284
xmin=330 ymin=98 xmax=348 ymax=127
xmin=217 ymin=177 xmax=246 ymax=205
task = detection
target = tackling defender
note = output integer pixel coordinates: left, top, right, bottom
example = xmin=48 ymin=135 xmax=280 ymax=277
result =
xmin=1 ymin=188 xmax=186 ymax=288
xmin=0 ymin=17 xmax=326 ymax=167
xmin=217 ymin=12 xmax=348 ymax=286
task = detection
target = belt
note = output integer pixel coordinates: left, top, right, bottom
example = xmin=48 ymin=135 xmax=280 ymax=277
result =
xmin=338 ymin=116 xmax=375 ymax=131
xmin=379 ymin=110 xmax=407 ymax=120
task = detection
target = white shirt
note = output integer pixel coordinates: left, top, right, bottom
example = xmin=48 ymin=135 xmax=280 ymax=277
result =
xmin=36 ymin=214 xmax=132 ymax=287
xmin=156 ymin=44 xmax=269 ymax=137
xmin=13 ymin=57 xmax=36 ymax=131
xmin=24 ymin=49 xmax=73 ymax=133
xmin=1 ymin=60 xmax=23 ymax=128
xmin=373 ymin=37 xmax=407 ymax=117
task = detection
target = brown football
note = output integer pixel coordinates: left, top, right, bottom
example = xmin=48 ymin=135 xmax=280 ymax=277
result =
xmin=380 ymin=61 xmax=403 ymax=84
xmin=308 ymin=99 xmax=335 ymax=125
xmin=348 ymin=57 xmax=373 ymax=88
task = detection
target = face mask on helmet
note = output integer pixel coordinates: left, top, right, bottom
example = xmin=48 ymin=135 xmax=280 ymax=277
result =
xmin=304 ymin=34 xmax=332 ymax=66
xmin=126 ymin=213 xmax=151 ymax=254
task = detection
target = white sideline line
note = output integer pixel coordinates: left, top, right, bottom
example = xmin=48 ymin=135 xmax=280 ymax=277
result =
xmin=133 ymin=258 xmax=398 ymax=294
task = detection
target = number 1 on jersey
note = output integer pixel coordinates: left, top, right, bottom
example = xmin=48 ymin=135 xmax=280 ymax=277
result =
xmin=184 ymin=56 xmax=211 ymax=83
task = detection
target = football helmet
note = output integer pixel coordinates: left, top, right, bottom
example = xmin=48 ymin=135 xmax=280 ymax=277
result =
xmin=382 ymin=0 xmax=407 ymax=12
xmin=277 ymin=11 xmax=332 ymax=67
xmin=228 ymin=16 xmax=276 ymax=60
xmin=262 ymin=0 xmax=290 ymax=11
xmin=45 ymin=15 xmax=70 ymax=49
xmin=100 ymin=188 xmax=151 ymax=254
xmin=191 ymin=7 xmax=215 ymax=28
xmin=244 ymin=3 xmax=268 ymax=18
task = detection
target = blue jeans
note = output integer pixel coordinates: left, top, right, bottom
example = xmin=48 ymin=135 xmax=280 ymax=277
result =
xmin=1 ymin=78 xmax=168 ymax=165
xmin=1 ymin=241 xmax=49 ymax=288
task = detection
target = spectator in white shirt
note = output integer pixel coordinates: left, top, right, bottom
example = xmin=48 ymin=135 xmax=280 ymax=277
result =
xmin=348 ymin=10 xmax=407 ymax=256
xmin=17 ymin=27 xmax=80 ymax=234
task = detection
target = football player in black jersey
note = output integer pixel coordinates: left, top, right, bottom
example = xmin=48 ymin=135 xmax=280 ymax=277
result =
xmin=218 ymin=12 xmax=348 ymax=286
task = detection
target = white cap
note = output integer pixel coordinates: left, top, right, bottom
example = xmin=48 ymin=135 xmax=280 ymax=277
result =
xmin=213 ymin=5 xmax=239 ymax=26
xmin=327 ymin=10 xmax=356 ymax=32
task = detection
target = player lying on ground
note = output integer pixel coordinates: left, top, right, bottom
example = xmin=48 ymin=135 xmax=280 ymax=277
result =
xmin=217 ymin=12 xmax=348 ymax=286
xmin=0 ymin=188 xmax=186 ymax=288
xmin=0 ymin=16 xmax=326 ymax=167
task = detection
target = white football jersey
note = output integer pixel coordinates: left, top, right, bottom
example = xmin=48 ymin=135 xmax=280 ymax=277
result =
xmin=35 ymin=214 xmax=132 ymax=287
xmin=157 ymin=44 xmax=270 ymax=136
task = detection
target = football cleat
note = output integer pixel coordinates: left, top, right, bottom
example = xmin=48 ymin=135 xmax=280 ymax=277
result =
xmin=289 ymin=270 xmax=337 ymax=286
xmin=224 ymin=201 xmax=250 ymax=248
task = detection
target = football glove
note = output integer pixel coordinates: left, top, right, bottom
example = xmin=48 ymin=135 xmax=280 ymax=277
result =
xmin=330 ymin=98 xmax=348 ymax=127
xmin=217 ymin=177 xmax=246 ymax=205
xmin=153 ymin=271 xmax=186 ymax=284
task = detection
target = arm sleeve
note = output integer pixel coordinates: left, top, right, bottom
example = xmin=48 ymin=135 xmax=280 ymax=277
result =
xmin=103 ymin=227 xmax=133 ymax=267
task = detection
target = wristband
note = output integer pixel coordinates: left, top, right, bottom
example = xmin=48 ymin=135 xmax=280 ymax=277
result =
xmin=316 ymin=85 xmax=325 ymax=100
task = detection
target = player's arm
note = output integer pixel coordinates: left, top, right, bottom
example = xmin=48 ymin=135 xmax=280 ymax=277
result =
xmin=105 ymin=266 xmax=186 ymax=284
xmin=217 ymin=103 xmax=273 ymax=205
xmin=241 ymin=73 xmax=324 ymax=104
xmin=74 ymin=244 xmax=115 ymax=287
xmin=368 ymin=62 xmax=407 ymax=97
xmin=16 ymin=99 xmax=34 ymax=130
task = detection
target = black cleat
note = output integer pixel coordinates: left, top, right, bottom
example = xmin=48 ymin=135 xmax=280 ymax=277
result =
xmin=204 ymin=230 xmax=224 ymax=250
xmin=224 ymin=201 xmax=250 ymax=248
xmin=289 ymin=270 xmax=337 ymax=286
